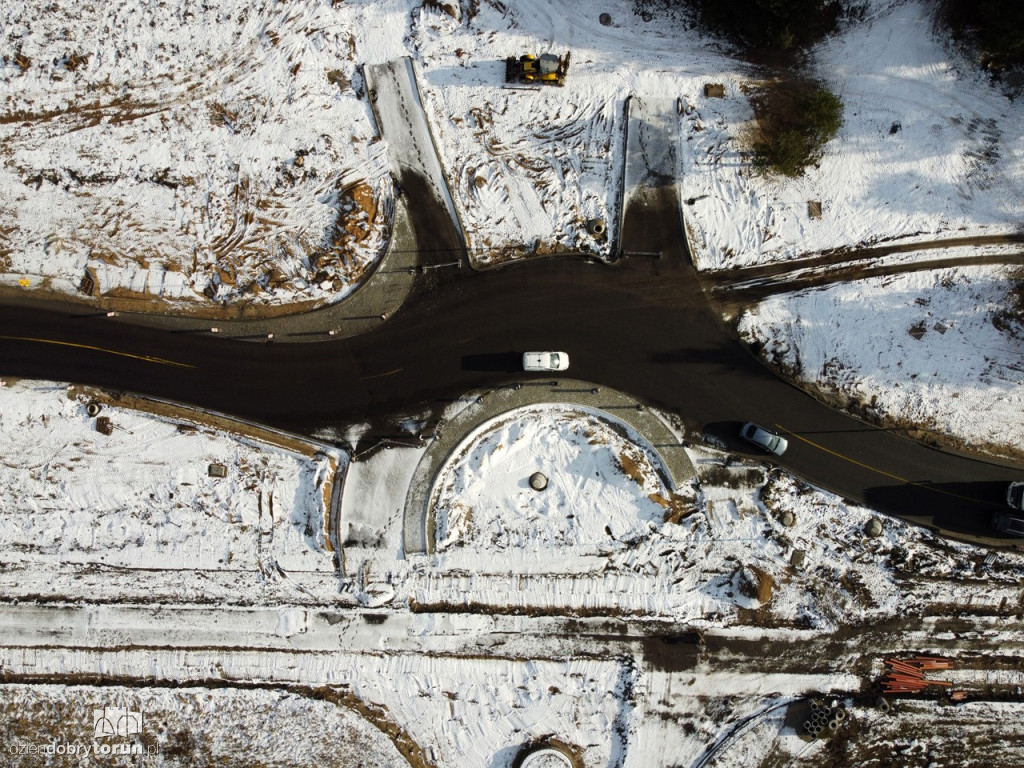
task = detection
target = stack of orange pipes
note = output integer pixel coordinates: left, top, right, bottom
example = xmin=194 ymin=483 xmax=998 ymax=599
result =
xmin=881 ymin=657 xmax=954 ymax=694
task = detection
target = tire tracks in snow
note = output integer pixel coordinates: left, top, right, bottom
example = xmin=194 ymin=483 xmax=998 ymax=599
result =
xmin=703 ymin=233 xmax=1024 ymax=306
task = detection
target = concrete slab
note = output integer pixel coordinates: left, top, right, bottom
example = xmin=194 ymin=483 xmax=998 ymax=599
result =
xmin=363 ymin=58 xmax=466 ymax=255
xmin=620 ymin=96 xmax=683 ymax=258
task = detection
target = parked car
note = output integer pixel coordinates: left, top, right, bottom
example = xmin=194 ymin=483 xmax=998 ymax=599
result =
xmin=1007 ymin=481 xmax=1024 ymax=510
xmin=522 ymin=351 xmax=569 ymax=372
xmin=739 ymin=422 xmax=788 ymax=456
xmin=992 ymin=511 xmax=1024 ymax=536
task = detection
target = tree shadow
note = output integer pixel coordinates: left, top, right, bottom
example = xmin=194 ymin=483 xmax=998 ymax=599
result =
xmin=864 ymin=480 xmax=1016 ymax=537
xmin=651 ymin=347 xmax=748 ymax=367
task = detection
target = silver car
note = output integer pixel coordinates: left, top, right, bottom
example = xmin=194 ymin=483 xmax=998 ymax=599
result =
xmin=739 ymin=422 xmax=788 ymax=456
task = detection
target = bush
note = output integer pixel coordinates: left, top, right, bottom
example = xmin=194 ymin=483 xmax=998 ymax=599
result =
xmin=753 ymin=86 xmax=843 ymax=176
xmin=754 ymin=129 xmax=811 ymax=177
xmin=801 ymin=89 xmax=845 ymax=141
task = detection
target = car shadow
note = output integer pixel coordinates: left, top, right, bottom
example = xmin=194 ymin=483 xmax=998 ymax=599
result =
xmin=701 ymin=420 xmax=756 ymax=454
xmin=461 ymin=351 xmax=522 ymax=372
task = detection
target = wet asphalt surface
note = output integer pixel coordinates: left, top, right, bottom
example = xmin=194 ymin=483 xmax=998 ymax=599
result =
xmin=1 ymin=178 xmax=1022 ymax=546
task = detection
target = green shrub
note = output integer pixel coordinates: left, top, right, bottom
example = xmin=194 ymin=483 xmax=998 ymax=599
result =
xmin=754 ymin=129 xmax=810 ymax=177
xmin=753 ymin=87 xmax=844 ymax=177
xmin=801 ymin=89 xmax=844 ymax=142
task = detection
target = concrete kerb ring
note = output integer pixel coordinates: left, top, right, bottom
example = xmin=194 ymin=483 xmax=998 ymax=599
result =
xmin=401 ymin=379 xmax=695 ymax=556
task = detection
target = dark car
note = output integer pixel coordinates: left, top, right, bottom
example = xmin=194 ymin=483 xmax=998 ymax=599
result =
xmin=992 ymin=511 xmax=1024 ymax=536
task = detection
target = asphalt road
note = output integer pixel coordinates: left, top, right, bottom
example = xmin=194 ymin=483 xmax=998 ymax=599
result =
xmin=1 ymin=187 xmax=1021 ymax=543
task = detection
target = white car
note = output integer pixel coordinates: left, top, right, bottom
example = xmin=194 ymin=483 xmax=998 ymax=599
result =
xmin=739 ymin=422 xmax=788 ymax=456
xmin=1008 ymin=481 xmax=1024 ymax=510
xmin=522 ymin=351 xmax=569 ymax=372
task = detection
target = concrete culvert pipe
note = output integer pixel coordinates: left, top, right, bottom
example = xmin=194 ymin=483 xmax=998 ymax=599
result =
xmin=828 ymin=718 xmax=841 ymax=732
xmin=877 ymin=696 xmax=891 ymax=713
xmin=586 ymin=218 xmax=606 ymax=236
xmin=529 ymin=472 xmax=549 ymax=491
xmin=86 ymin=402 xmax=101 ymax=417
xmin=835 ymin=708 xmax=847 ymax=721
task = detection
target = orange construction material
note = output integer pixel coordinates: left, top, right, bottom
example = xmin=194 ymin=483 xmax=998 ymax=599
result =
xmin=880 ymin=656 xmax=955 ymax=696
xmin=886 ymin=660 xmax=923 ymax=676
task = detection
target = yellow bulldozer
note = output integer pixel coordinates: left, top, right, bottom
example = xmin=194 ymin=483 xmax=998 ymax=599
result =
xmin=505 ymin=52 xmax=570 ymax=87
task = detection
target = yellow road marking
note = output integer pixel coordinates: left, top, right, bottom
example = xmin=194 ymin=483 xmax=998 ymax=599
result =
xmin=775 ymin=422 xmax=991 ymax=505
xmin=776 ymin=423 xmax=909 ymax=484
xmin=361 ymin=367 xmax=402 ymax=380
xmin=0 ymin=335 xmax=196 ymax=369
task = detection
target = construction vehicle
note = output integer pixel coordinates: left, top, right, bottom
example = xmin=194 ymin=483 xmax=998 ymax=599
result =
xmin=505 ymin=52 xmax=570 ymax=87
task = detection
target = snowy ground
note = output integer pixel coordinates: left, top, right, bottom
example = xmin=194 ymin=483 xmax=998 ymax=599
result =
xmin=738 ymin=264 xmax=1024 ymax=459
xmin=429 ymin=405 xmax=676 ymax=552
xmin=0 ymin=379 xmax=344 ymax=603
xmin=0 ymin=0 xmax=398 ymax=308
xmin=4 ymin=380 xmax=1024 ymax=765
xmin=7 ymin=0 xmax=1016 ymax=292
xmin=1 ymin=684 xmax=410 ymax=768
xmin=681 ymin=0 xmax=1024 ymax=271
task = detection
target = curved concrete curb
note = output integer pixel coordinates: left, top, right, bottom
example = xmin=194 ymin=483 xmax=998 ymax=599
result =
xmin=1 ymin=54 xmax=469 ymax=344
xmin=402 ymin=379 xmax=697 ymax=555
xmin=0 ymin=190 xmax=420 ymax=343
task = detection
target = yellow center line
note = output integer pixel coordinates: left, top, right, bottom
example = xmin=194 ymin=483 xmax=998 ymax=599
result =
xmin=0 ymin=335 xmax=196 ymax=369
xmin=775 ymin=423 xmax=909 ymax=484
xmin=774 ymin=422 xmax=989 ymax=504
xmin=361 ymin=367 xmax=402 ymax=380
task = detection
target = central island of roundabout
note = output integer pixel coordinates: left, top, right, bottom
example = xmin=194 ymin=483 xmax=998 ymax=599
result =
xmin=402 ymin=379 xmax=698 ymax=557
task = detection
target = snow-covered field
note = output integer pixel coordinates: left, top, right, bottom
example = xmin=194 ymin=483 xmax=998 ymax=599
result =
xmin=0 ymin=379 xmax=343 ymax=603
xmin=2 ymin=684 xmax=410 ymax=768
xmin=681 ymin=0 xmax=1024 ymax=270
xmin=738 ymin=264 xmax=1024 ymax=458
xmin=6 ymin=0 xmax=1018 ymax=292
xmin=0 ymin=0 xmax=397 ymax=308
xmin=430 ymin=405 xmax=676 ymax=552
xmin=4 ymin=380 xmax=1024 ymax=765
